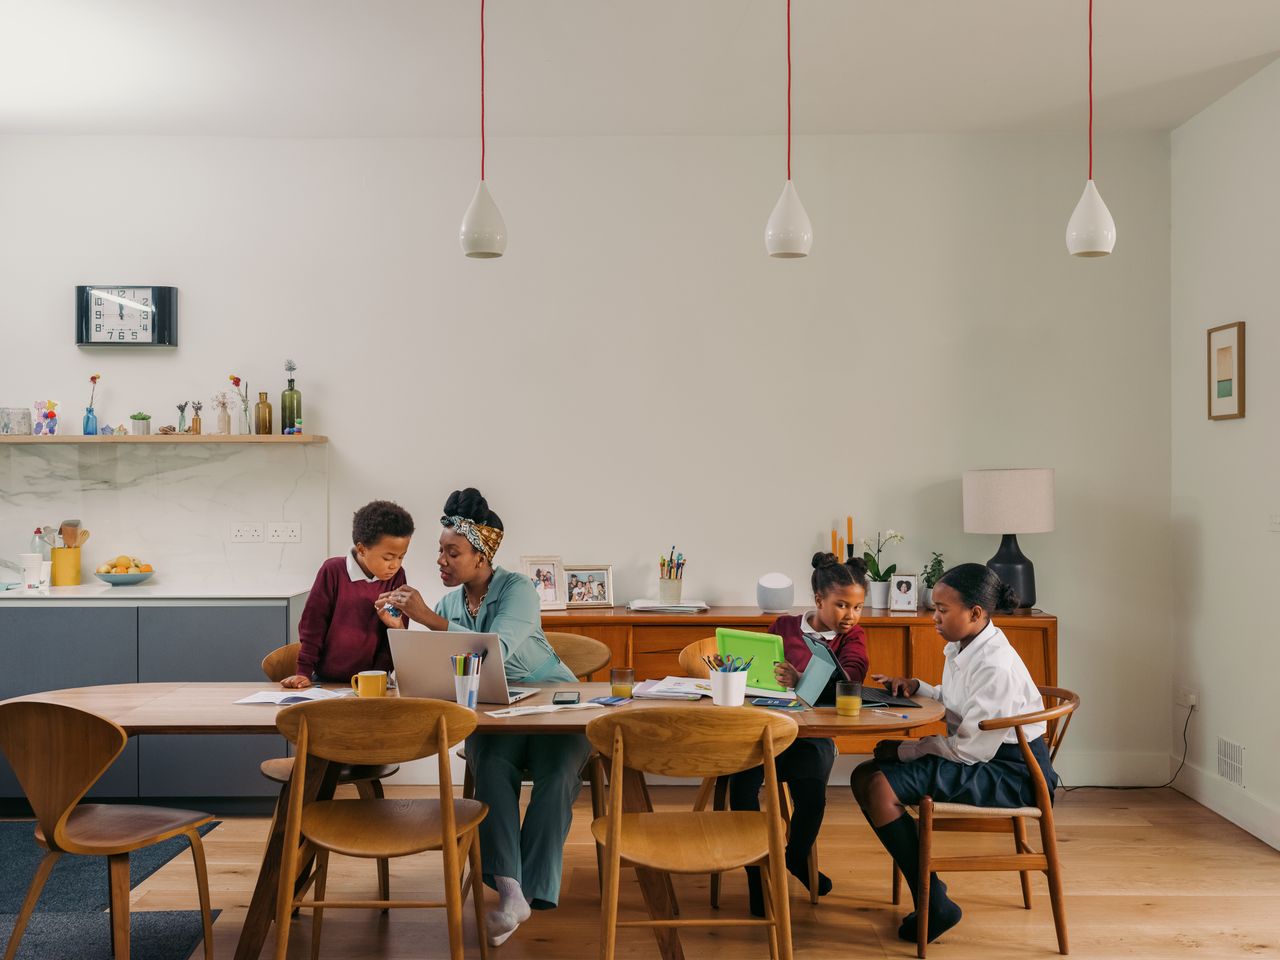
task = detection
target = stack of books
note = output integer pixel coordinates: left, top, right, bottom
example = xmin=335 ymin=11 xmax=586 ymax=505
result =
xmin=627 ymin=598 xmax=710 ymax=614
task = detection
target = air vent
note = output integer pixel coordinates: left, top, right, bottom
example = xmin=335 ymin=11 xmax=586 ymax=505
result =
xmin=1217 ymin=737 xmax=1245 ymax=787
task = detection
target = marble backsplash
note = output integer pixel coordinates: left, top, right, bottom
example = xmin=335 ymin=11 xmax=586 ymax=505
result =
xmin=0 ymin=442 xmax=328 ymax=590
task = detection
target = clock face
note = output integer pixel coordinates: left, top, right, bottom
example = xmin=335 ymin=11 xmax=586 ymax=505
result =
xmin=88 ymin=287 xmax=154 ymax=343
xmin=76 ymin=285 xmax=176 ymax=346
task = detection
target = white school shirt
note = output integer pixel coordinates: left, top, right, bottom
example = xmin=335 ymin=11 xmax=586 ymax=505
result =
xmin=897 ymin=621 xmax=1045 ymax=765
xmin=345 ymin=551 xmax=379 ymax=583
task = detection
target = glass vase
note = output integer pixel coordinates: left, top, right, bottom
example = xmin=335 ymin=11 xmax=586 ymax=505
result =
xmin=189 ymin=414 xmax=201 ymax=435
xmin=216 ymin=409 xmax=231 ymax=435
xmin=82 ymin=407 xmax=98 ymax=436
xmin=280 ymin=378 xmax=302 ymax=433
xmin=240 ymin=407 xmax=251 ymax=435
xmin=254 ymin=392 xmax=272 ymax=435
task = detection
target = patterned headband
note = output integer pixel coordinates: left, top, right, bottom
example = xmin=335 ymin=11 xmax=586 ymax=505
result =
xmin=441 ymin=515 xmax=503 ymax=561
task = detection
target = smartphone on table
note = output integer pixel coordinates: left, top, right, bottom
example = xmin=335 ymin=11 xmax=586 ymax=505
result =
xmin=552 ymin=690 xmax=581 ymax=705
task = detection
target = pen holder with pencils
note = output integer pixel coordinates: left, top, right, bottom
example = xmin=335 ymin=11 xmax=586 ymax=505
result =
xmin=710 ymin=669 xmax=747 ymax=707
xmin=454 ymin=674 xmax=481 ymax=710
xmin=657 ymin=577 xmax=682 ymax=605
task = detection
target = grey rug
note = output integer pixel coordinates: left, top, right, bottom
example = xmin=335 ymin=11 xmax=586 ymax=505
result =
xmin=0 ymin=910 xmax=218 ymax=960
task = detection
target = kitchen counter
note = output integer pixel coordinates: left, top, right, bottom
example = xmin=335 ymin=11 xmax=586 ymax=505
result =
xmin=0 ymin=579 xmax=311 ymax=602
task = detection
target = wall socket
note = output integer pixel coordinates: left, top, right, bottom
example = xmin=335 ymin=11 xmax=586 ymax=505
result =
xmin=230 ymin=521 xmax=264 ymax=543
xmin=267 ymin=521 xmax=301 ymax=544
xmin=1175 ymin=688 xmax=1198 ymax=708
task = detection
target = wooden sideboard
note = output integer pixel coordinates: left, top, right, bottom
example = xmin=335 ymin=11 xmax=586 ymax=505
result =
xmin=542 ymin=606 xmax=1058 ymax=754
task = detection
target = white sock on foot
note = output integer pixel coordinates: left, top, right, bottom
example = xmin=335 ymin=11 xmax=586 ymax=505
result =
xmin=485 ymin=876 xmax=531 ymax=947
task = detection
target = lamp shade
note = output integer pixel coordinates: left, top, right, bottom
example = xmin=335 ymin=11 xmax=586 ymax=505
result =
xmin=1065 ymin=179 xmax=1116 ymax=257
xmin=460 ymin=181 xmax=507 ymax=258
xmin=963 ymin=468 xmax=1055 ymax=534
xmin=765 ymin=180 xmax=812 ymax=258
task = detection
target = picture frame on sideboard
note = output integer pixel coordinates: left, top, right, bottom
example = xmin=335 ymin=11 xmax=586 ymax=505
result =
xmin=520 ymin=555 xmax=567 ymax=611
xmin=565 ymin=564 xmax=614 ymax=608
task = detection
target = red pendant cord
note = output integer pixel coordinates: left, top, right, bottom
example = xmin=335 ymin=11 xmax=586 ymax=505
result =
xmin=481 ymin=0 xmax=487 ymax=182
xmin=786 ymin=0 xmax=793 ymax=181
xmin=1088 ymin=0 xmax=1094 ymax=181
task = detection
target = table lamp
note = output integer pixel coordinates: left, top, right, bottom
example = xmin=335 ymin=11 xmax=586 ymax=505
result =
xmin=962 ymin=468 xmax=1055 ymax=610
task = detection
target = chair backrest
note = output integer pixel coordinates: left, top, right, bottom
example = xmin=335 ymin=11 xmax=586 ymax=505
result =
xmin=1038 ymin=686 xmax=1077 ymax=763
xmin=677 ymin=637 xmax=719 ymax=679
xmin=586 ymin=706 xmax=798 ymax=779
xmin=979 ymin=686 xmax=1080 ymax=811
xmin=0 ymin=702 xmax=127 ymax=854
xmin=261 ymin=643 xmax=300 ymax=682
xmin=545 ymin=632 xmax=612 ymax=680
xmin=276 ymin=696 xmax=476 ymax=766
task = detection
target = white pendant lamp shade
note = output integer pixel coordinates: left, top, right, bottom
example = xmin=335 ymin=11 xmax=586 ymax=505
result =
xmin=459 ymin=181 xmax=507 ymax=258
xmin=1065 ymin=179 xmax=1115 ymax=257
xmin=765 ymin=180 xmax=812 ymax=258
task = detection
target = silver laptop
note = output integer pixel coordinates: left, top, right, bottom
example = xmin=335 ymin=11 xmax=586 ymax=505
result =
xmin=387 ymin=629 xmax=539 ymax=705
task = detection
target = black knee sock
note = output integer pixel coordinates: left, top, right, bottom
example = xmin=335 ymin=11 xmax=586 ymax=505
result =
xmin=782 ymin=779 xmax=832 ymax=897
xmin=871 ymin=814 xmax=962 ymax=943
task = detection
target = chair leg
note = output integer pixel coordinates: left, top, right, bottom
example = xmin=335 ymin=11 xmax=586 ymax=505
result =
xmin=3 ymin=850 xmax=60 ymax=960
xmin=462 ymin=759 xmax=475 ymax=800
xmin=186 ymin=829 xmax=215 ymax=960
xmin=274 ymin=827 xmax=300 ymax=960
xmin=770 ymin=850 xmax=794 ymax=960
xmin=1041 ymin=818 xmax=1070 ymax=955
xmin=589 ymin=757 xmax=608 ymax=895
xmin=354 ymin=779 xmax=392 ymax=909
xmin=108 ymin=853 xmax=131 ymax=960
xmin=807 ymin=844 xmax=820 ymax=906
xmin=310 ymin=849 xmax=330 ymax=960
xmin=759 ymin=863 xmax=779 ymax=960
xmin=1012 ymin=816 xmax=1033 ymax=909
xmin=467 ymin=830 xmax=490 ymax=960
xmin=709 ymin=775 xmax=728 ymax=909
xmin=600 ymin=841 xmax=621 ymax=960
xmin=891 ymin=862 xmax=902 ymax=905
xmin=691 ymin=776 xmax=716 ymax=812
xmin=443 ymin=840 xmax=465 ymax=960
xmin=917 ymin=799 xmax=933 ymax=960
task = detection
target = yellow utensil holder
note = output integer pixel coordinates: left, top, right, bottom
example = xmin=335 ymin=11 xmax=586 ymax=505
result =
xmin=50 ymin=547 xmax=81 ymax=586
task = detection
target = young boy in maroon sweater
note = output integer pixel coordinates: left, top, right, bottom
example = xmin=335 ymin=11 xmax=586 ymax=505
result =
xmin=281 ymin=500 xmax=415 ymax=688
xmin=730 ymin=552 xmax=870 ymax=916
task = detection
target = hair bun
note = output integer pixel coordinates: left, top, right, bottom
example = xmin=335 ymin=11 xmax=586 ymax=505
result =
xmin=997 ymin=581 xmax=1021 ymax=612
xmin=811 ymin=551 xmax=840 ymax=570
xmin=845 ymin=555 xmax=869 ymax=579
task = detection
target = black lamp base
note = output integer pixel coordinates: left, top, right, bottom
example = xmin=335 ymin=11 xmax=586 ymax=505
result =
xmin=986 ymin=533 xmax=1036 ymax=610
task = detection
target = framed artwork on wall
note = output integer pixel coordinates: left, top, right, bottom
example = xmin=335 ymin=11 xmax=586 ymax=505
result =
xmin=565 ymin=565 xmax=614 ymax=608
xmin=1207 ymin=321 xmax=1245 ymax=421
xmin=520 ymin=555 xmax=567 ymax=611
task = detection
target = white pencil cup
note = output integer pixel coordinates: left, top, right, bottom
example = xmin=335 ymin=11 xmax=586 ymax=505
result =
xmin=710 ymin=670 xmax=748 ymax=707
xmin=454 ymin=674 xmax=481 ymax=710
xmin=657 ymin=578 xmax=683 ymax=605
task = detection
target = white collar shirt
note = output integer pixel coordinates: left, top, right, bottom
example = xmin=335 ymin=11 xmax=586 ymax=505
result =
xmin=898 ymin=621 xmax=1045 ymax=765
xmin=345 ymin=551 xmax=378 ymax=584
xmin=799 ymin=611 xmax=836 ymax=642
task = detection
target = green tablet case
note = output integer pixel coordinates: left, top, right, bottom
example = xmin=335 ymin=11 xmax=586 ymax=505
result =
xmin=715 ymin=627 xmax=786 ymax=692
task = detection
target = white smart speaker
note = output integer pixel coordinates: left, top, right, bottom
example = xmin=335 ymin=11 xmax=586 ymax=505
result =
xmin=757 ymin=572 xmax=794 ymax=613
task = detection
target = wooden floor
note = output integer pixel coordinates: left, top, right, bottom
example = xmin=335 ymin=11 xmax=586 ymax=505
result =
xmin=116 ymin=786 xmax=1278 ymax=959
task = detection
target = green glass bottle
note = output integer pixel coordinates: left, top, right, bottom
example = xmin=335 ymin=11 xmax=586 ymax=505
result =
xmin=280 ymin=378 xmax=302 ymax=433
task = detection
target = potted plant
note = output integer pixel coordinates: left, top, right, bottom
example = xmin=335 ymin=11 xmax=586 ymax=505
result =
xmin=862 ymin=530 xmax=905 ymax=608
xmin=921 ymin=552 xmax=945 ymax=609
xmin=129 ymin=412 xmax=151 ymax=436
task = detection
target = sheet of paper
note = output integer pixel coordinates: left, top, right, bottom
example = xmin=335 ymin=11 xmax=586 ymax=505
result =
xmin=485 ymin=702 xmax=606 ymax=718
xmin=235 ymin=688 xmax=354 ymax=705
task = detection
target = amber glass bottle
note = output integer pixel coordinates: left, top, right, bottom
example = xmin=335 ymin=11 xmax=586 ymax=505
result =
xmin=254 ymin=392 xmax=272 ymax=435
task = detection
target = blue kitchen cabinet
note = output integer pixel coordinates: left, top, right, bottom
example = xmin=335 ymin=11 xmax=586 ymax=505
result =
xmin=0 ymin=606 xmax=140 ymax=797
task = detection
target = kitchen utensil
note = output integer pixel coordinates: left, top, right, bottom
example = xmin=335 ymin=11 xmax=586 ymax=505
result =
xmin=75 ymin=529 xmax=90 ymax=547
xmin=58 ymin=520 xmax=81 ymax=549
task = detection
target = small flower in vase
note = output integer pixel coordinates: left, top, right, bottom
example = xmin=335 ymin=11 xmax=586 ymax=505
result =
xmin=211 ymin=392 xmax=232 ymax=435
xmin=228 ymin=375 xmax=250 ymax=434
xmin=83 ymin=374 xmax=102 ymax=435
xmin=176 ymin=401 xmax=189 ymax=433
xmin=190 ymin=400 xmax=203 ymax=435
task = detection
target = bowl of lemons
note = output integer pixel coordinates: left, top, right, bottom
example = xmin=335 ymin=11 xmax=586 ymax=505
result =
xmin=95 ymin=555 xmax=155 ymax=586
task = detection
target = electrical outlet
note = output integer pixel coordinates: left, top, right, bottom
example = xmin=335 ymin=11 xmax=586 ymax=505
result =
xmin=267 ymin=521 xmax=301 ymax=544
xmin=230 ymin=521 xmax=263 ymax=543
xmin=1175 ymin=688 xmax=1198 ymax=708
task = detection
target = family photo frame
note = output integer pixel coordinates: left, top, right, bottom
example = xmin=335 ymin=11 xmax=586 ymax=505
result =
xmin=520 ymin=555 xmax=567 ymax=611
xmin=565 ymin=564 xmax=614 ymax=608
xmin=889 ymin=573 xmax=918 ymax=611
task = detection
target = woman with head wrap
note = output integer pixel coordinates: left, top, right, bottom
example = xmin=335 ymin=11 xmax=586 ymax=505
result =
xmin=381 ymin=487 xmax=586 ymax=947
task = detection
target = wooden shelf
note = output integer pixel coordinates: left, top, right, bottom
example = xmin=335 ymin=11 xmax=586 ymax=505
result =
xmin=0 ymin=434 xmax=327 ymax=444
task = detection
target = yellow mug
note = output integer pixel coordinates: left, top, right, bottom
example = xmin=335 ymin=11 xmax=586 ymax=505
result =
xmin=351 ymin=670 xmax=388 ymax=697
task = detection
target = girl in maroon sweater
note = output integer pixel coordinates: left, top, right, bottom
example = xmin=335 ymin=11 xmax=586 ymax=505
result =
xmin=282 ymin=500 xmax=415 ymax=687
xmin=730 ymin=552 xmax=870 ymax=916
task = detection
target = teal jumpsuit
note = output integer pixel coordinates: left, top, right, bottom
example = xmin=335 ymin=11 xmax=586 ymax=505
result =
xmin=435 ymin=566 xmax=590 ymax=906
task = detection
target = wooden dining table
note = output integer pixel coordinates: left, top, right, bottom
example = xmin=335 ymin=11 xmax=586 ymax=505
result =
xmin=5 ymin=680 xmax=943 ymax=960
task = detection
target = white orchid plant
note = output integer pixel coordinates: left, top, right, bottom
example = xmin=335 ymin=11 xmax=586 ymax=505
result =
xmin=862 ymin=530 xmax=905 ymax=583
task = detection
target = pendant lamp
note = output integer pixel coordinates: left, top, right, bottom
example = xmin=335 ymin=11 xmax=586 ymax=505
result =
xmin=765 ymin=0 xmax=812 ymax=258
xmin=1065 ymin=0 xmax=1115 ymax=257
xmin=460 ymin=0 xmax=507 ymax=258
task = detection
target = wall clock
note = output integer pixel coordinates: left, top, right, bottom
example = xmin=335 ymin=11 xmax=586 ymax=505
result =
xmin=76 ymin=285 xmax=177 ymax=346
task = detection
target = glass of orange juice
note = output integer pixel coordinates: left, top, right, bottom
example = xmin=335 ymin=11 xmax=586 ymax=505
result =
xmin=836 ymin=681 xmax=862 ymax=717
xmin=611 ymin=667 xmax=635 ymax=699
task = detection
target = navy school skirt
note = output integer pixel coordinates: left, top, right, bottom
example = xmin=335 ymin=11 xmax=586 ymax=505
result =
xmin=880 ymin=737 xmax=1057 ymax=809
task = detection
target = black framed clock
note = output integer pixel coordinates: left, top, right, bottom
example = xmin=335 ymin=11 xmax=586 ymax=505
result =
xmin=76 ymin=285 xmax=177 ymax=346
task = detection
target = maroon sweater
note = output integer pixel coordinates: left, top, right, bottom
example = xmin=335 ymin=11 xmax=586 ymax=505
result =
xmin=768 ymin=614 xmax=869 ymax=684
xmin=295 ymin=555 xmax=408 ymax=682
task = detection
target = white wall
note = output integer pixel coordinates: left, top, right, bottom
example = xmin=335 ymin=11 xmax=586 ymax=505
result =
xmin=1171 ymin=60 xmax=1280 ymax=847
xmin=0 ymin=131 xmax=1172 ymax=784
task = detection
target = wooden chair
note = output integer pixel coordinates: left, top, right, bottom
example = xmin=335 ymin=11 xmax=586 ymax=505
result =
xmin=0 ymin=701 xmax=214 ymax=960
xmin=461 ymin=631 xmax=613 ymax=889
xmin=680 ymin=637 xmax=823 ymax=909
xmin=891 ymin=685 xmax=1077 ymax=910
xmin=273 ymin=697 xmax=488 ymax=960
xmin=905 ymin=687 xmax=1079 ymax=957
xmin=587 ymin=706 xmax=799 ymax=960
xmin=259 ymin=643 xmax=399 ymax=902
